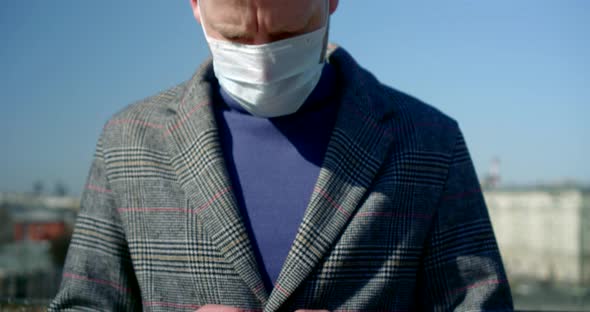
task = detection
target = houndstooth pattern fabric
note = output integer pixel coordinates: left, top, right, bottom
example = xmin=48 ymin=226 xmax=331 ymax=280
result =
xmin=49 ymin=45 xmax=513 ymax=312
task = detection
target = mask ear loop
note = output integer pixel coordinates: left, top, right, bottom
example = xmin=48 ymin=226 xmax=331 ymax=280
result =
xmin=321 ymin=0 xmax=331 ymax=63
xmin=197 ymin=1 xmax=212 ymax=41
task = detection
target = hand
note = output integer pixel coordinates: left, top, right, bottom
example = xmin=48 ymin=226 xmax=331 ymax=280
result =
xmin=195 ymin=305 xmax=241 ymax=312
xmin=195 ymin=305 xmax=329 ymax=312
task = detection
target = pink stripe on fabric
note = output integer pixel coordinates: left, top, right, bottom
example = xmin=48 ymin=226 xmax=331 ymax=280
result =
xmin=116 ymin=187 xmax=230 ymax=215
xmin=253 ymin=282 xmax=265 ymax=293
xmin=86 ymin=184 xmax=112 ymax=194
xmin=63 ymin=272 xmax=130 ymax=293
xmin=452 ymin=278 xmax=505 ymax=294
xmin=142 ymin=301 xmax=201 ymax=309
xmin=414 ymin=122 xmax=457 ymax=131
xmin=194 ymin=186 xmax=232 ymax=214
xmin=117 ymin=207 xmax=192 ymax=213
xmin=314 ymin=187 xmax=351 ymax=217
xmin=334 ymin=310 xmax=409 ymax=312
xmin=349 ymin=105 xmax=393 ymax=139
xmin=388 ymin=122 xmax=457 ymax=135
xmin=275 ymin=283 xmax=290 ymax=296
xmin=164 ymin=101 xmax=209 ymax=137
xmin=105 ymin=119 xmax=165 ymax=129
xmin=333 ymin=310 xmax=409 ymax=312
xmin=442 ymin=188 xmax=482 ymax=201
xmin=356 ymin=211 xmax=433 ymax=219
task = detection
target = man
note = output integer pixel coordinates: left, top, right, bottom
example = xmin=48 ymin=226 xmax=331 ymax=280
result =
xmin=50 ymin=0 xmax=514 ymax=311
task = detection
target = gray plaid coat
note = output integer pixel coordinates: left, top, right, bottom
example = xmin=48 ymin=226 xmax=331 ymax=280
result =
xmin=50 ymin=46 xmax=513 ymax=311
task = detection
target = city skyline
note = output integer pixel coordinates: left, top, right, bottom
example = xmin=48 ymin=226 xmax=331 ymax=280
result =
xmin=1 ymin=1 xmax=589 ymax=195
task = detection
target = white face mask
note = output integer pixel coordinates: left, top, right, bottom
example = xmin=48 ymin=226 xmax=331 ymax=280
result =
xmin=199 ymin=3 xmax=329 ymax=118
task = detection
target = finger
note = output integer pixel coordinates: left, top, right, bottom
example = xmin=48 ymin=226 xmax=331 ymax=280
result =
xmin=195 ymin=304 xmax=242 ymax=312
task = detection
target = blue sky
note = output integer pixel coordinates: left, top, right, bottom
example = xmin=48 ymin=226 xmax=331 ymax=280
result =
xmin=1 ymin=1 xmax=589 ymax=195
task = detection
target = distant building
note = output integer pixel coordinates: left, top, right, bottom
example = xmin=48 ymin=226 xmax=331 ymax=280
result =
xmin=12 ymin=209 xmax=71 ymax=242
xmin=0 ymin=241 xmax=60 ymax=300
xmin=0 ymin=192 xmax=79 ymax=242
xmin=0 ymin=192 xmax=79 ymax=212
xmin=482 ymin=157 xmax=501 ymax=189
xmin=484 ymin=185 xmax=590 ymax=287
xmin=0 ymin=192 xmax=79 ymax=300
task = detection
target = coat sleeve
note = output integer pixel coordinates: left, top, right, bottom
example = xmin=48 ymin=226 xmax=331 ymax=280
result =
xmin=49 ymin=133 xmax=142 ymax=311
xmin=415 ymin=128 xmax=514 ymax=311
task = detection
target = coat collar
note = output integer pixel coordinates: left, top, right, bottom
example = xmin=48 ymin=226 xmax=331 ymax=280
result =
xmin=264 ymin=45 xmax=396 ymax=311
xmin=164 ymin=45 xmax=396 ymax=310
xmin=164 ymin=60 xmax=271 ymax=304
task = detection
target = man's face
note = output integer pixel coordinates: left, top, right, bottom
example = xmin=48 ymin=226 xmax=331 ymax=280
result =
xmin=191 ymin=0 xmax=338 ymax=45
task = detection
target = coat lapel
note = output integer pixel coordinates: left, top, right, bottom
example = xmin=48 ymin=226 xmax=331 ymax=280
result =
xmin=264 ymin=46 xmax=397 ymax=311
xmin=164 ymin=60 xmax=269 ymax=305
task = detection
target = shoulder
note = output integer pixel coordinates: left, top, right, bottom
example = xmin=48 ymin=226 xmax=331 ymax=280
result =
xmin=328 ymin=45 xmax=460 ymax=151
xmin=333 ymin=47 xmax=460 ymax=153
xmin=381 ymin=84 xmax=460 ymax=148
xmin=98 ymin=82 xmax=188 ymax=152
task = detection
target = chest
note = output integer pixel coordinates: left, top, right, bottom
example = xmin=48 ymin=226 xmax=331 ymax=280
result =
xmin=107 ymin=151 xmax=444 ymax=310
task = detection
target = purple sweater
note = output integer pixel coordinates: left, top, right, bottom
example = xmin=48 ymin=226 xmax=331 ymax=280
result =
xmin=213 ymin=64 xmax=339 ymax=291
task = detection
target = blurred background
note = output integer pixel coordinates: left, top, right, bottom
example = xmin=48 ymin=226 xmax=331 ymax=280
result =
xmin=1 ymin=0 xmax=589 ymax=310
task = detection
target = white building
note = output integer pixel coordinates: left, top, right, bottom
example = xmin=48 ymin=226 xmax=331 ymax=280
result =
xmin=0 ymin=192 xmax=79 ymax=211
xmin=484 ymin=186 xmax=590 ymax=287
